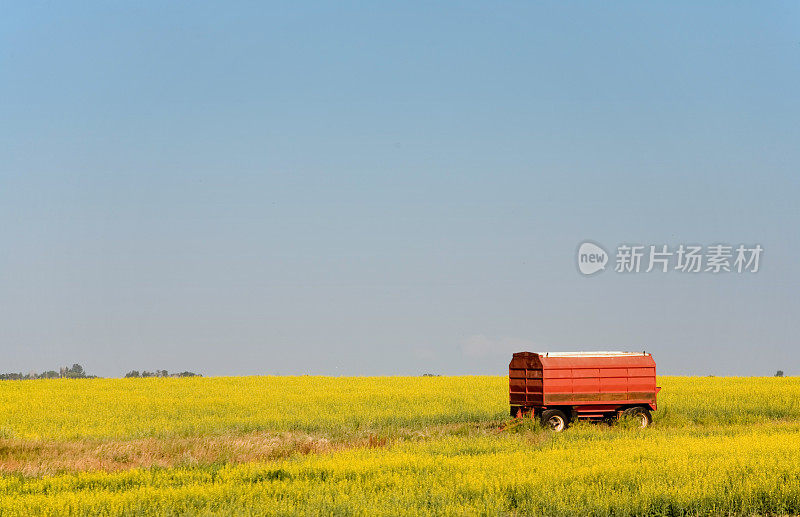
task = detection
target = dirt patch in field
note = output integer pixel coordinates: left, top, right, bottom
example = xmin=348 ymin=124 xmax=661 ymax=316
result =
xmin=0 ymin=421 xmax=507 ymax=475
xmin=0 ymin=432 xmax=333 ymax=475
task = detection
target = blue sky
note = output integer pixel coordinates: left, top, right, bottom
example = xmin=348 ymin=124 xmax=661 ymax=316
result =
xmin=1 ymin=2 xmax=798 ymax=376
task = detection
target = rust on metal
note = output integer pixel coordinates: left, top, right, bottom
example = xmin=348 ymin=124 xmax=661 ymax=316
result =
xmin=545 ymin=392 xmax=656 ymax=403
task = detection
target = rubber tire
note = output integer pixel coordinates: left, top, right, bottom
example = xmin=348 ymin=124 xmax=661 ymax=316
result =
xmin=620 ymin=407 xmax=652 ymax=428
xmin=540 ymin=409 xmax=569 ymax=432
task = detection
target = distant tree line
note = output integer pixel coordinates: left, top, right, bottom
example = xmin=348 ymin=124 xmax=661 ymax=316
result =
xmin=124 ymin=370 xmax=200 ymax=378
xmin=0 ymin=363 xmax=95 ymax=380
xmin=0 ymin=363 xmax=200 ymax=380
xmin=0 ymin=370 xmax=61 ymax=380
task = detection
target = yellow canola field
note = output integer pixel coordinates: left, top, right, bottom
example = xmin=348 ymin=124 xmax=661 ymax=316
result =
xmin=1 ymin=376 xmax=800 ymax=515
xmin=0 ymin=375 xmax=506 ymax=440
xmin=2 ymin=375 xmax=800 ymax=440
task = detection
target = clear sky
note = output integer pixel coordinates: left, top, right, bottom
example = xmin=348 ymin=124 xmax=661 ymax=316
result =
xmin=1 ymin=2 xmax=798 ymax=377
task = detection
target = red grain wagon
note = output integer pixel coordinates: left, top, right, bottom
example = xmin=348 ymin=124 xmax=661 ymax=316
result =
xmin=509 ymin=351 xmax=661 ymax=431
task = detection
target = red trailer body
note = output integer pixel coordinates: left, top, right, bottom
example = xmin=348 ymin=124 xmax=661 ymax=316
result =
xmin=509 ymin=351 xmax=660 ymax=426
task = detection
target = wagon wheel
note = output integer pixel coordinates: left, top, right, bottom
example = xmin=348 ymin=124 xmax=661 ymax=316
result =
xmin=620 ymin=407 xmax=652 ymax=428
xmin=540 ymin=409 xmax=568 ymax=432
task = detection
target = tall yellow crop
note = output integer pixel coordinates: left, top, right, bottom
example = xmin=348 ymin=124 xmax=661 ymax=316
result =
xmin=0 ymin=375 xmax=799 ymax=515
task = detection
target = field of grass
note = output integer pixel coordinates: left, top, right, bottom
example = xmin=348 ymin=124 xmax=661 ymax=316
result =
xmin=1 ymin=376 xmax=799 ymax=515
